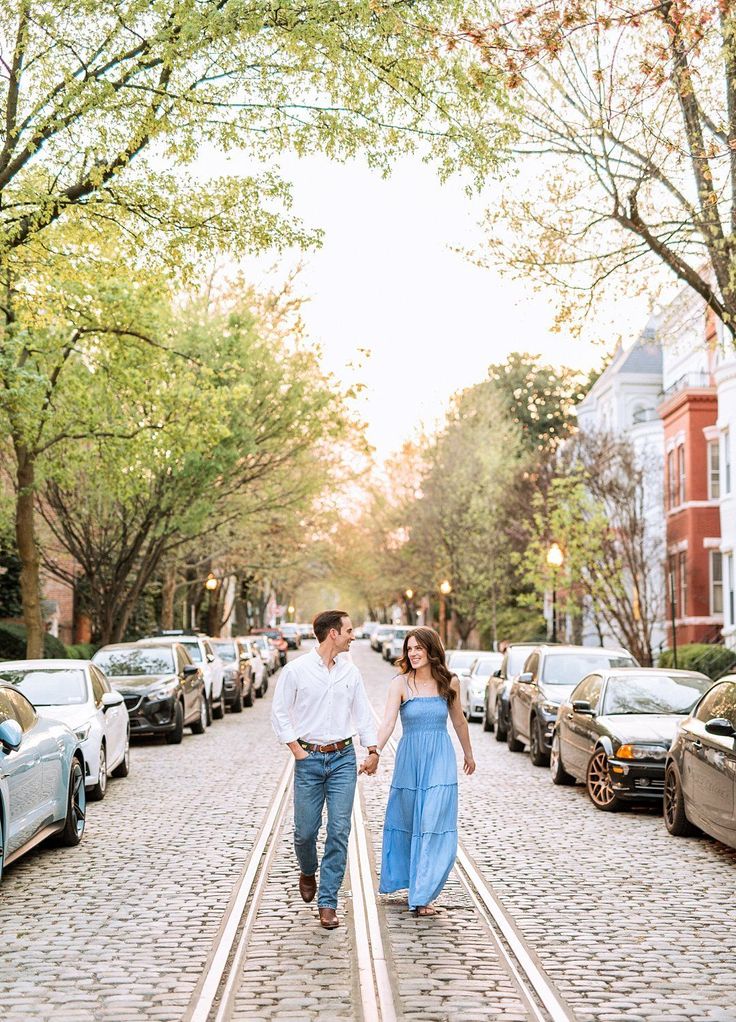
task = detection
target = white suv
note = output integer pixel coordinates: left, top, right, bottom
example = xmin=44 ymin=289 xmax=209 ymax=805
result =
xmin=139 ymin=633 xmax=226 ymax=724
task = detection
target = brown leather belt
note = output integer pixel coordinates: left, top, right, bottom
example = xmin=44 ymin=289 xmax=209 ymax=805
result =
xmin=298 ymin=737 xmax=353 ymax=754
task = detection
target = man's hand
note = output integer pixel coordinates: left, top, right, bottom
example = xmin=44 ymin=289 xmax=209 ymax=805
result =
xmin=359 ymin=751 xmax=379 ymax=776
xmin=288 ymin=740 xmax=309 ymax=761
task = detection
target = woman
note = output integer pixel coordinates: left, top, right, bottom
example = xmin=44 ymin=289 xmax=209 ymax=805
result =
xmin=373 ymin=626 xmax=475 ymax=916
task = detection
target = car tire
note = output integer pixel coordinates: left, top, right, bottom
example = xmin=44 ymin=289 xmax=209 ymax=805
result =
xmin=586 ymin=747 xmax=621 ymax=811
xmin=255 ymin=680 xmax=264 ymax=699
xmin=495 ymin=702 xmax=507 ymax=742
xmin=59 ymin=757 xmax=86 ymax=846
xmin=213 ymin=690 xmax=225 ymax=720
xmin=112 ymin=731 xmax=130 ymax=778
xmin=506 ymin=716 xmax=524 ymax=753
xmin=243 ymin=680 xmax=254 ymax=707
xmin=0 ymin=815 xmax=4 ymax=885
xmin=550 ymin=732 xmax=575 ymax=786
xmin=165 ymin=700 xmax=185 ymax=744
xmin=190 ymin=696 xmax=207 ymax=735
xmin=529 ymin=717 xmax=550 ymax=768
xmin=664 ymin=764 xmax=697 ymax=836
xmin=230 ymin=681 xmax=243 ymax=713
xmin=482 ymin=700 xmax=494 ymax=733
xmin=88 ymin=743 xmax=107 ymax=801
xmin=205 ymin=694 xmax=212 ymax=726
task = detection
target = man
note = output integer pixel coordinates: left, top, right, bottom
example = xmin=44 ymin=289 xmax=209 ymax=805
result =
xmin=271 ymin=610 xmax=379 ymax=929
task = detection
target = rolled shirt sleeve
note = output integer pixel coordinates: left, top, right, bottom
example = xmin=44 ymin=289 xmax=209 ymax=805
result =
xmin=351 ymin=670 xmax=378 ymax=748
xmin=271 ymin=664 xmax=299 ymax=744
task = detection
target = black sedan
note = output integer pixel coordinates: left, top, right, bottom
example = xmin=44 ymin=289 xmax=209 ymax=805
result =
xmin=664 ymin=676 xmax=736 ymax=850
xmin=550 ymin=668 xmax=713 ymax=812
xmin=92 ymin=643 xmax=207 ymax=743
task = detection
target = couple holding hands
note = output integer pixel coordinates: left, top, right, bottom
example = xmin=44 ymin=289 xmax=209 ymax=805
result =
xmin=271 ymin=610 xmax=475 ymax=929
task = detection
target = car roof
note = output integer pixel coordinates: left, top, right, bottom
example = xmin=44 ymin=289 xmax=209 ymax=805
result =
xmin=536 ymin=644 xmax=632 ymax=656
xmin=592 ymin=667 xmax=710 ymax=680
xmin=136 ymin=636 xmax=195 ymax=646
xmin=0 ymin=659 xmax=91 ymax=670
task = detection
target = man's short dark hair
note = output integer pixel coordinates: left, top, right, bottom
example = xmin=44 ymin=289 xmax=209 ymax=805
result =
xmin=313 ymin=610 xmax=349 ymax=642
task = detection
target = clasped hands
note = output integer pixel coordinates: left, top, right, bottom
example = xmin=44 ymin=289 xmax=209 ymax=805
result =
xmin=358 ymin=751 xmax=380 ymax=776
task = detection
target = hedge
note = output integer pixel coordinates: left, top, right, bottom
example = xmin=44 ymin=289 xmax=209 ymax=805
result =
xmin=0 ymin=622 xmax=69 ymax=661
xmin=65 ymin=642 xmax=98 ymax=660
xmin=658 ymin=643 xmax=736 ymax=680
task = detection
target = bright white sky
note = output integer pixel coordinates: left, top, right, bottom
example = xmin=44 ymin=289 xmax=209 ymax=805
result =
xmin=223 ymin=151 xmax=651 ymax=461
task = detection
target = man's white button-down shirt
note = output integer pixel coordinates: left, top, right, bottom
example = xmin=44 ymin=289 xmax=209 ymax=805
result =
xmin=271 ymin=648 xmax=378 ymax=747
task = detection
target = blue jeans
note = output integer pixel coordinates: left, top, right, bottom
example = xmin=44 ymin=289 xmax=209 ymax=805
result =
xmin=293 ymin=746 xmax=357 ymax=909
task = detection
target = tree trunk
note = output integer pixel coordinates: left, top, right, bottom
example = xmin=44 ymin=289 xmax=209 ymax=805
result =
xmin=161 ymin=562 xmax=177 ymax=630
xmin=14 ymin=444 xmax=44 ymax=658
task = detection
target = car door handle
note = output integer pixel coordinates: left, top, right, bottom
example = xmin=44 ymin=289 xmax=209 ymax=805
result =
xmin=691 ymin=740 xmax=702 ymax=750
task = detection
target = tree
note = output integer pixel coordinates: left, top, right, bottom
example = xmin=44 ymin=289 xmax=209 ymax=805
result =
xmin=523 ymin=432 xmax=665 ymax=666
xmin=463 ymin=2 xmax=736 ymax=337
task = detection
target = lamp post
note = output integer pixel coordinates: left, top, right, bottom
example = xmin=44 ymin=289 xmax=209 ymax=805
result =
xmin=439 ymin=580 xmax=452 ymax=646
xmin=546 ymin=543 xmax=564 ymax=643
xmin=404 ymin=588 xmax=414 ymax=625
xmin=204 ymin=573 xmax=218 ymax=635
xmin=287 ymin=604 xmax=295 ymax=622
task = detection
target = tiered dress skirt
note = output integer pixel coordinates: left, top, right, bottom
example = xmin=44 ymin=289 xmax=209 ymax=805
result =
xmin=379 ymin=695 xmax=458 ymax=909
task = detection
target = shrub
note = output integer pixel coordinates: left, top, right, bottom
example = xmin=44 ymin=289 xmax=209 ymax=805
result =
xmin=0 ymin=622 xmax=69 ymax=661
xmin=65 ymin=642 xmax=98 ymax=660
xmin=658 ymin=643 xmax=736 ymax=680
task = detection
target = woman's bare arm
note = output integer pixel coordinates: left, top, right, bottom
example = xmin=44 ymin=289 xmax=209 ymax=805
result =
xmin=448 ymin=676 xmax=476 ymax=774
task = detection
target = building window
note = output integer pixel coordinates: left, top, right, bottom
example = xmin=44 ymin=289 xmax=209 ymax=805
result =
xmin=727 ymin=554 xmax=735 ymax=628
xmin=667 ymin=451 xmax=675 ymax=509
xmin=678 ymin=551 xmax=687 ymax=617
xmin=708 ymin=440 xmax=720 ymax=499
xmin=677 ymin=445 xmax=686 ymax=505
xmin=724 ymin=428 xmax=732 ymax=495
xmin=711 ymin=551 xmax=723 ymax=615
xmin=668 ymin=555 xmax=677 ymax=615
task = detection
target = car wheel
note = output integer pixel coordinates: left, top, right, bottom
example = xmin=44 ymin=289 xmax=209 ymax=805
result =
xmin=529 ymin=717 xmax=550 ymax=768
xmin=230 ymin=681 xmax=243 ymax=713
xmin=213 ymin=689 xmax=225 ymax=720
xmin=112 ymin=731 xmax=130 ymax=778
xmin=664 ymin=764 xmax=696 ymax=836
xmin=507 ymin=716 xmax=524 ymax=753
xmin=495 ymin=701 xmax=507 ymax=742
xmin=482 ymin=699 xmax=494 ymax=733
xmin=59 ymin=757 xmax=86 ymax=846
xmin=0 ymin=815 xmax=3 ymax=885
xmin=190 ymin=696 xmax=207 ymax=735
xmin=205 ymin=694 xmax=212 ymax=726
xmin=550 ymin=732 xmax=575 ymax=786
xmin=243 ymin=679 xmax=254 ymax=708
xmin=255 ymin=680 xmax=264 ymax=699
xmin=586 ymin=748 xmax=620 ymax=811
xmin=165 ymin=700 xmax=185 ymax=744
xmin=88 ymin=743 xmax=107 ymax=801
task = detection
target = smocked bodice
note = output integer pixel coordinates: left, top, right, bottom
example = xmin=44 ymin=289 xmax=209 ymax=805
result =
xmin=399 ymin=695 xmax=449 ymax=734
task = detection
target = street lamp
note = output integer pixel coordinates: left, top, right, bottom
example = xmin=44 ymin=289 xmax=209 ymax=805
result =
xmin=204 ymin=573 xmax=218 ymax=592
xmin=439 ymin=579 xmax=452 ymax=647
xmin=287 ymin=604 xmax=295 ymax=621
xmin=546 ymin=543 xmax=564 ymax=643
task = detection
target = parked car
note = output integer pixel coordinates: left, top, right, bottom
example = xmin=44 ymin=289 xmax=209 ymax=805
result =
xmin=93 ymin=642 xmax=207 ymax=743
xmin=371 ymin=625 xmax=395 ymax=653
xmin=141 ymin=632 xmax=226 ymax=722
xmin=251 ymin=628 xmax=288 ymax=666
xmin=483 ymin=643 xmax=538 ymax=741
xmin=211 ymin=639 xmax=254 ymax=711
xmin=508 ymin=644 xmax=637 ymax=766
xmin=0 ymin=659 xmax=129 ymax=801
xmin=664 ymin=675 xmax=736 ymax=849
xmin=240 ymin=639 xmax=267 ymax=698
xmin=279 ymin=623 xmax=302 ymax=650
xmin=248 ymin=634 xmax=278 ymax=677
xmin=355 ymin=621 xmax=377 ymax=640
xmin=383 ymin=626 xmax=413 ymax=662
xmin=0 ymin=682 xmax=86 ymax=884
xmin=446 ymin=650 xmax=493 ymax=686
xmin=460 ymin=653 xmax=504 ymax=722
xmin=551 ymin=668 xmax=714 ymax=812
xmin=296 ymin=622 xmax=315 ymax=640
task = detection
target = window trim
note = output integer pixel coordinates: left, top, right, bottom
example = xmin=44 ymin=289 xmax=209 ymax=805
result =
xmin=708 ymin=439 xmax=721 ymax=500
xmin=677 ymin=444 xmax=686 ymax=506
xmin=710 ymin=550 xmax=724 ymax=617
xmin=724 ymin=427 xmax=732 ymax=496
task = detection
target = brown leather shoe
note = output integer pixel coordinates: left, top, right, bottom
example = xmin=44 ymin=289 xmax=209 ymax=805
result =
xmin=299 ymin=873 xmax=316 ymax=903
xmin=318 ymin=907 xmax=339 ymax=929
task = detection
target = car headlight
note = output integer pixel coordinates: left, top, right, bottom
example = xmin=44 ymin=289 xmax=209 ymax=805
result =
xmin=149 ymin=685 xmax=177 ymax=701
xmin=615 ymin=744 xmax=668 ymax=761
xmin=75 ymin=723 xmax=91 ymax=741
xmin=541 ymin=701 xmax=560 ymax=715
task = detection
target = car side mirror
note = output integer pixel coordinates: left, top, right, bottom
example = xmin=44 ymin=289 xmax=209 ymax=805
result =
xmin=493 ymin=669 xmax=502 ymax=678
xmin=518 ymin=672 xmax=533 ymax=684
xmin=183 ymin=664 xmax=199 ymax=677
xmin=704 ymin=717 xmax=736 ymax=738
xmin=206 ymin=654 xmax=215 ymax=663
xmin=572 ymin=700 xmax=594 ymax=714
xmin=0 ymin=718 xmax=22 ymax=753
xmin=101 ymin=691 xmax=124 ymax=711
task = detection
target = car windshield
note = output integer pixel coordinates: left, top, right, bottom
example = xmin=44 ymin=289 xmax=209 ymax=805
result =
xmin=281 ymin=625 xmax=298 ymax=634
xmin=95 ymin=648 xmax=174 ymax=676
xmin=472 ymin=655 xmax=503 ymax=678
xmin=447 ymin=652 xmax=478 ymax=671
xmin=3 ymin=668 xmax=87 ymax=706
xmin=543 ymin=653 xmax=635 ymax=685
xmin=212 ymin=641 xmax=237 ymax=662
xmin=603 ymin=673 xmax=713 ymax=715
xmin=507 ymin=647 xmax=535 ymax=676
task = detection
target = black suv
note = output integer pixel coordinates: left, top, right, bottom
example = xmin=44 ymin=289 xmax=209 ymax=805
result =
xmin=507 ymin=644 xmax=636 ymax=766
xmin=92 ymin=642 xmax=207 ymax=743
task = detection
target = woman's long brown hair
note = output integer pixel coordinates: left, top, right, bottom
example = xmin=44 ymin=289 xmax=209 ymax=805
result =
xmin=395 ymin=627 xmax=456 ymax=705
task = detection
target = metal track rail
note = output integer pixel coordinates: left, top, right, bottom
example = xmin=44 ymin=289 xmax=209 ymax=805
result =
xmin=370 ymin=706 xmax=577 ymax=1022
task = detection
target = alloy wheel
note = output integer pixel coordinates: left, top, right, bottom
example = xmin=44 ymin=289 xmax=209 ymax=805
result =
xmin=663 ymin=770 xmax=678 ymax=829
xmin=587 ymin=749 xmax=617 ymax=808
xmin=200 ymin=696 xmax=208 ymax=730
xmin=98 ymin=746 xmax=107 ymax=796
xmin=71 ymin=763 xmax=86 ymax=838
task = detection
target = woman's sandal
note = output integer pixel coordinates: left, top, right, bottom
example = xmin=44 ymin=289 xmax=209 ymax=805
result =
xmin=413 ymin=905 xmax=440 ymax=917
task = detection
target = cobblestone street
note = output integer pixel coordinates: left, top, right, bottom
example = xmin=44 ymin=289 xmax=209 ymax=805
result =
xmin=1 ymin=642 xmax=735 ymax=1021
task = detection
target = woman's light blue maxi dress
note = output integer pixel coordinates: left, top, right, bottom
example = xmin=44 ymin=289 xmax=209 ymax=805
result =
xmin=379 ymin=694 xmax=458 ymax=909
